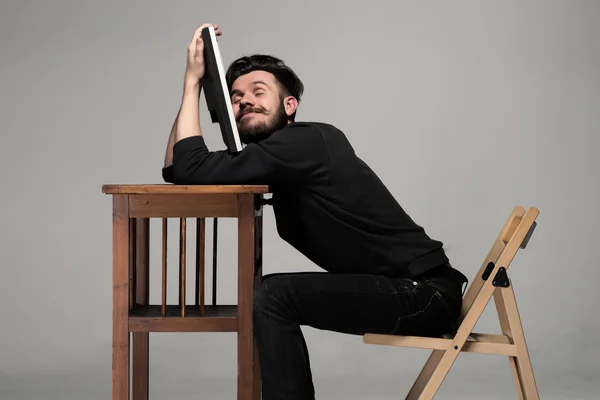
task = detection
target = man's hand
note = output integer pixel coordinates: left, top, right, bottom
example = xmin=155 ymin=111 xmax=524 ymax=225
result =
xmin=184 ymin=23 xmax=222 ymax=86
xmin=165 ymin=23 xmax=220 ymax=169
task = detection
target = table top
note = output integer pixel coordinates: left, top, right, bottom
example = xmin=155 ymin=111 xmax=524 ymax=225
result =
xmin=102 ymin=184 xmax=270 ymax=195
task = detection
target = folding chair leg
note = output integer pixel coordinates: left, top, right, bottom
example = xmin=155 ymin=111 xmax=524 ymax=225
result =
xmin=417 ymin=272 xmax=502 ymax=399
xmin=508 ymin=357 xmax=525 ymax=400
xmin=494 ymin=289 xmax=525 ymax=400
xmin=416 ymin=350 xmax=456 ymax=399
xmin=405 ymin=350 xmax=445 ymax=400
xmin=498 ymin=282 xmax=540 ymax=400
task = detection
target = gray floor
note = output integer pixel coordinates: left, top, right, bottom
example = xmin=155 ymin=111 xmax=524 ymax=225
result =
xmin=1 ymin=369 xmax=596 ymax=399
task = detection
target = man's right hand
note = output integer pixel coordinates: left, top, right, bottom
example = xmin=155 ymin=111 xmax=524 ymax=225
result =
xmin=184 ymin=23 xmax=222 ymax=85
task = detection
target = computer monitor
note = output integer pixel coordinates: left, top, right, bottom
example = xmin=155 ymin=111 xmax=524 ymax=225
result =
xmin=200 ymin=26 xmax=243 ymax=153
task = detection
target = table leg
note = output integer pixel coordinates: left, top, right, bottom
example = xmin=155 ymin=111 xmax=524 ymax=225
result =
xmin=237 ymin=194 xmax=260 ymax=400
xmin=133 ymin=218 xmax=150 ymax=400
xmin=113 ymin=195 xmax=130 ymax=400
xmin=253 ymin=206 xmax=263 ymax=400
xmin=132 ymin=334 xmax=148 ymax=399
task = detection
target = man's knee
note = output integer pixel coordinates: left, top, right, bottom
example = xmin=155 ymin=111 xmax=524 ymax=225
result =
xmin=253 ymin=280 xmax=272 ymax=315
xmin=253 ymin=276 xmax=294 ymax=317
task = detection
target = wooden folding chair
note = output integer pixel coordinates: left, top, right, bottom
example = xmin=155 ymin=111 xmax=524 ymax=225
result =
xmin=364 ymin=206 xmax=540 ymax=399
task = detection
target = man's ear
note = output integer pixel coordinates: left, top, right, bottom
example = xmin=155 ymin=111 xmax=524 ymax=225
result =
xmin=282 ymin=96 xmax=299 ymax=118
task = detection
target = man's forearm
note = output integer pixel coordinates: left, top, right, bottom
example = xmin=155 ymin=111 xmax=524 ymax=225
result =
xmin=164 ymin=79 xmax=203 ymax=168
xmin=163 ymin=108 xmax=180 ymax=168
xmin=176 ymin=80 xmax=203 ymax=143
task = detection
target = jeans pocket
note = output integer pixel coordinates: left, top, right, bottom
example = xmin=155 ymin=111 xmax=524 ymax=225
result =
xmin=433 ymin=288 xmax=462 ymax=334
xmin=390 ymin=288 xmax=452 ymax=337
xmin=435 ymin=291 xmax=455 ymax=318
xmin=424 ymin=279 xmax=463 ymax=304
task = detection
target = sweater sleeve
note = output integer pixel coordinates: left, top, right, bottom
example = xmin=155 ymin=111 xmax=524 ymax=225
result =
xmin=162 ymin=123 xmax=329 ymax=185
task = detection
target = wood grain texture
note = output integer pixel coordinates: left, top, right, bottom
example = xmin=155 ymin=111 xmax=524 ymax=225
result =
xmin=129 ymin=194 xmax=238 ymax=218
xmin=129 ymin=305 xmax=238 ymax=332
xmin=161 ymin=218 xmax=167 ymax=317
xmin=196 ymin=218 xmax=206 ymax=315
xmin=363 ymin=333 xmax=517 ymax=356
xmin=179 ymin=218 xmax=186 ymax=317
xmin=405 ymin=350 xmax=445 ymax=399
xmin=112 ymin=194 xmax=130 ymax=400
xmin=253 ymin=199 xmax=263 ymax=400
xmin=133 ymin=218 xmax=150 ymax=400
xmin=128 ymin=220 xmax=136 ymax=310
xmin=134 ymin=219 xmax=150 ymax=305
xmin=106 ymin=189 xmax=267 ymax=399
xmin=213 ymin=219 xmax=218 ymax=306
xmin=237 ymin=194 xmax=258 ymax=400
xmin=500 ymin=285 xmax=540 ymax=399
xmin=103 ymin=184 xmax=269 ymax=195
xmin=363 ymin=206 xmax=540 ymax=400
xmin=418 ymin=208 xmax=539 ymax=399
xmin=461 ymin=206 xmax=525 ymax=317
xmin=495 ymin=288 xmax=525 ymax=400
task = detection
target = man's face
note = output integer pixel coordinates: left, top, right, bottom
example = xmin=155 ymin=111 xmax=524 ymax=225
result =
xmin=231 ymin=70 xmax=293 ymax=144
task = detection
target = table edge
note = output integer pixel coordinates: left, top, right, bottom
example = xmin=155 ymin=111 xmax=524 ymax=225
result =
xmin=102 ymin=184 xmax=271 ymax=194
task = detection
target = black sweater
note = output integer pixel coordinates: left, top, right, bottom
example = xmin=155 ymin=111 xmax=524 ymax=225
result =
xmin=162 ymin=121 xmax=449 ymax=278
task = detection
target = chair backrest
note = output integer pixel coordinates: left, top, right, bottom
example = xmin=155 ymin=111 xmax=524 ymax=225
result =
xmin=460 ymin=206 xmax=539 ymax=319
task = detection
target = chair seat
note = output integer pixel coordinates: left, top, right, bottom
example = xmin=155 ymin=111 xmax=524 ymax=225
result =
xmin=363 ymin=332 xmax=517 ymax=356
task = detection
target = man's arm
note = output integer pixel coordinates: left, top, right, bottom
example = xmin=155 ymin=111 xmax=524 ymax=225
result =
xmin=168 ymin=123 xmax=329 ymax=185
xmin=164 ymin=22 xmax=217 ymax=170
xmin=163 ymin=78 xmax=202 ymax=168
xmin=175 ymin=79 xmax=203 ymax=143
xmin=162 ymin=23 xmax=327 ymax=186
xmin=163 ymin=108 xmax=180 ymax=168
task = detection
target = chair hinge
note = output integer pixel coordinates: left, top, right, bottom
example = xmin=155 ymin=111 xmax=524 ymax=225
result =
xmin=492 ymin=267 xmax=510 ymax=288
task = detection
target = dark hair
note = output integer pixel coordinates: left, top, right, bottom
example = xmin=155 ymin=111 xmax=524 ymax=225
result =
xmin=226 ymin=54 xmax=304 ymax=120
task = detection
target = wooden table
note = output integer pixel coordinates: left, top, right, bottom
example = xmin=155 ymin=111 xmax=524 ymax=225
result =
xmin=102 ymin=184 xmax=269 ymax=400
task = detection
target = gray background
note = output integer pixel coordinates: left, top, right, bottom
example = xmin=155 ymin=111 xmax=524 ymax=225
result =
xmin=1 ymin=0 xmax=598 ymax=399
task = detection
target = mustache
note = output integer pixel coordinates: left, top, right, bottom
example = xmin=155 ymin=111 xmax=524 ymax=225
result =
xmin=237 ymin=107 xmax=267 ymax=120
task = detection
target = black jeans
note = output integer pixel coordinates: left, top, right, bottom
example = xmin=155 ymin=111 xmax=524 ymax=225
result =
xmin=252 ymin=264 xmax=468 ymax=400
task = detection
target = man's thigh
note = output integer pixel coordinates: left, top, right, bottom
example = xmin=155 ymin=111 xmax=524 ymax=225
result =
xmin=259 ymin=272 xmax=453 ymax=337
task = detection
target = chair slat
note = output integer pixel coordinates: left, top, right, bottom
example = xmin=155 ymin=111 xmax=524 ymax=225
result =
xmin=212 ymin=218 xmax=218 ymax=305
xmin=161 ymin=218 xmax=167 ymax=317
xmin=129 ymin=218 xmax=136 ymax=310
xmin=363 ymin=333 xmax=517 ymax=356
xmin=180 ymin=218 xmax=186 ymax=317
xmin=196 ymin=218 xmax=206 ymax=316
xmin=135 ymin=218 xmax=150 ymax=304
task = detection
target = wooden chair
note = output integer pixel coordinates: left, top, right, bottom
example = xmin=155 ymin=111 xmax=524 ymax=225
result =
xmin=364 ymin=206 xmax=540 ymax=399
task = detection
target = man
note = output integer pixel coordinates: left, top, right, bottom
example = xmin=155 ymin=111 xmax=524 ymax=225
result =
xmin=162 ymin=23 xmax=468 ymax=400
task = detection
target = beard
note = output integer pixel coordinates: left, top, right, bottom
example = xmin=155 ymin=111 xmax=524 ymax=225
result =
xmin=236 ymin=103 xmax=289 ymax=145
